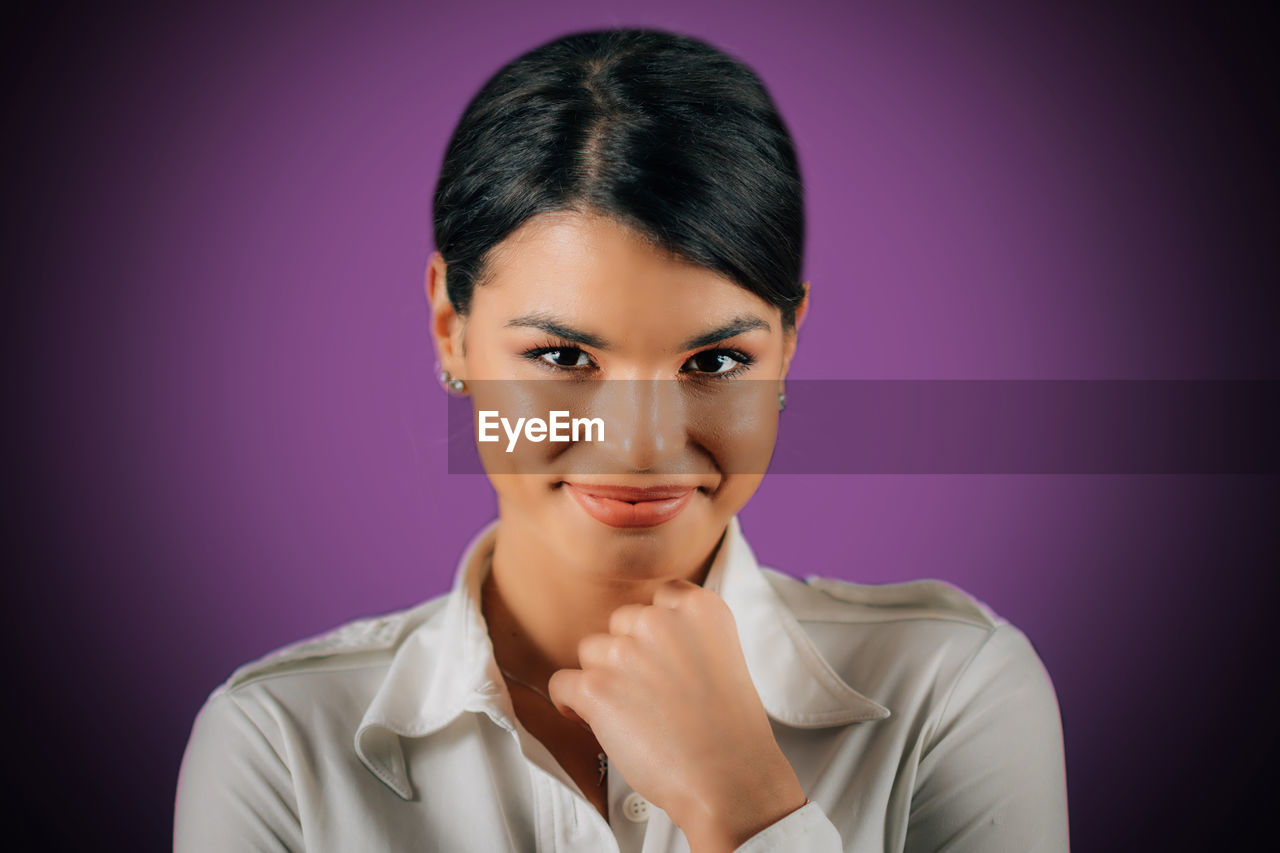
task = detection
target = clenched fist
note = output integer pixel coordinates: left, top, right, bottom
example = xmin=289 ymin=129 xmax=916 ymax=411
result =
xmin=548 ymin=579 xmax=808 ymax=853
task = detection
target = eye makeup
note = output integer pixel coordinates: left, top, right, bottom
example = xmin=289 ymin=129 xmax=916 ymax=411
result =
xmin=517 ymin=337 xmax=757 ymax=380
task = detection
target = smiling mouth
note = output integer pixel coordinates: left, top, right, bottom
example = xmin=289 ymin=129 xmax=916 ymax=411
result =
xmin=561 ymin=482 xmax=699 ymax=528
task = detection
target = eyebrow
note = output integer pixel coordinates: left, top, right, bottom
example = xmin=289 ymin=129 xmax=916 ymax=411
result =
xmin=504 ymin=311 xmax=772 ymax=351
xmin=679 ymin=314 xmax=772 ymax=350
xmin=506 ymin=313 xmax=611 ymax=349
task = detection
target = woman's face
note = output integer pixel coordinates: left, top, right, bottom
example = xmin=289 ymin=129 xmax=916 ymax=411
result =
xmin=428 ymin=210 xmax=805 ymax=580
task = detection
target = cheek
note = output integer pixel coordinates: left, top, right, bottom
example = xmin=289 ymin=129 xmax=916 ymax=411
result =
xmin=706 ymin=472 xmax=767 ymax=520
xmin=470 ymin=390 xmax=559 ymax=481
xmin=487 ymin=472 xmax=544 ymax=507
xmin=685 ymin=381 xmax=779 ymax=476
xmin=469 ymin=379 xmax=593 ymax=477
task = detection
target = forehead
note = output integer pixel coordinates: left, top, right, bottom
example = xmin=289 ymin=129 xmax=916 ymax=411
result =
xmin=474 ymin=210 xmax=774 ymax=331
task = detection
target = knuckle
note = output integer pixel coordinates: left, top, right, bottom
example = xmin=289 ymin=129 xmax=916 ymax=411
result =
xmin=547 ymin=669 xmax=576 ymax=700
xmin=579 ymin=668 xmax=615 ymax=700
xmin=690 ymin=587 xmax=726 ymax=617
xmin=606 ymin=635 xmax=636 ymax=666
xmin=681 ymin=586 xmax=707 ymax=608
xmin=632 ymin=607 xmax=665 ymax=638
xmin=609 ymin=604 xmax=640 ymax=635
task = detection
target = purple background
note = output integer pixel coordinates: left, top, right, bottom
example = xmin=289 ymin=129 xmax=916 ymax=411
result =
xmin=7 ymin=0 xmax=1277 ymax=850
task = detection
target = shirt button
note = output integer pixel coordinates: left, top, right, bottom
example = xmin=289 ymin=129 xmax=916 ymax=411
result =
xmin=622 ymin=792 xmax=650 ymax=823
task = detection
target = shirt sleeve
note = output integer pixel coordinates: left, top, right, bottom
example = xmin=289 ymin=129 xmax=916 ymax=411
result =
xmin=174 ymin=689 xmax=304 ymax=853
xmin=902 ymin=623 xmax=1070 ymax=853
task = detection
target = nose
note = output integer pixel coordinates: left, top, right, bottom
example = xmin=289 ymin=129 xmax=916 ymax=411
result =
xmin=592 ymin=379 xmax=686 ymax=473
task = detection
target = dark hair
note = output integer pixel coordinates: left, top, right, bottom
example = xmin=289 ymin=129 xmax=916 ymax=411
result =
xmin=432 ymin=28 xmax=806 ymax=327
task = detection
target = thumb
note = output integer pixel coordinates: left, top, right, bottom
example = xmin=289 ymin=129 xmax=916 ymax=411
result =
xmin=547 ymin=668 xmax=589 ymax=726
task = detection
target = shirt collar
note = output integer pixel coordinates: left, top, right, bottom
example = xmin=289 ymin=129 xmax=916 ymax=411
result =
xmin=706 ymin=517 xmax=892 ymax=728
xmin=356 ymin=515 xmax=890 ymax=800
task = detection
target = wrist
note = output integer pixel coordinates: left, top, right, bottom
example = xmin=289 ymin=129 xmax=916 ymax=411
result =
xmin=679 ymin=772 xmax=809 ymax=853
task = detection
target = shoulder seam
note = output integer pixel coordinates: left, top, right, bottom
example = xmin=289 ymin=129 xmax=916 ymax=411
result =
xmin=919 ymin=622 xmax=1007 ymax=758
xmin=224 ymin=656 xmax=396 ymax=693
xmin=802 ymin=575 xmax=1001 ymax=629
xmin=224 ymin=691 xmax=294 ymax=777
xmin=794 ymin=614 xmax=999 ymax=630
xmin=221 ymin=597 xmax=447 ymax=691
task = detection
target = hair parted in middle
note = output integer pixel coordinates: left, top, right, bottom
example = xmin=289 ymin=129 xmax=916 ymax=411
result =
xmin=432 ymin=27 xmax=807 ymax=327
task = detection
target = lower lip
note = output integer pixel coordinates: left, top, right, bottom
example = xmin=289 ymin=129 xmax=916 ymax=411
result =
xmin=563 ymin=484 xmax=697 ymax=529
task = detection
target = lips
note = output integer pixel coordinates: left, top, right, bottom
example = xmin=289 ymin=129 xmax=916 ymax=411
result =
xmin=562 ymin=482 xmax=698 ymax=528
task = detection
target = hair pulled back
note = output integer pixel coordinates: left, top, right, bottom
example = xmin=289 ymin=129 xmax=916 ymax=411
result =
xmin=433 ymin=28 xmax=806 ymax=326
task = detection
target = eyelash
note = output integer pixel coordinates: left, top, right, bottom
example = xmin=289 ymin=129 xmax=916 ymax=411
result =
xmin=519 ymin=339 xmax=756 ymax=380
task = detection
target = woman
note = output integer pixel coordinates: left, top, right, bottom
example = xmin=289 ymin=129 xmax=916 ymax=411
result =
xmin=175 ymin=28 xmax=1069 ymax=852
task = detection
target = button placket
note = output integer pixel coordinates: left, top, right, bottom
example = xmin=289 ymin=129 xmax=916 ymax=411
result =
xmin=513 ymin=725 xmax=619 ymax=852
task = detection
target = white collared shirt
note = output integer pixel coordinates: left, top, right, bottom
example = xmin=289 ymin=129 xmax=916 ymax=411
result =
xmin=175 ymin=516 xmax=1069 ymax=852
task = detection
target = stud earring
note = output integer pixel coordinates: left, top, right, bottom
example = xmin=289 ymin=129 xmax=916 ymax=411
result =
xmin=778 ymin=390 xmax=787 ymax=412
xmin=439 ymin=368 xmax=467 ymax=395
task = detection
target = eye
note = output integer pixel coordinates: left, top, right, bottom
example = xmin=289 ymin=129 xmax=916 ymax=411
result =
xmin=680 ymin=349 xmax=754 ymax=376
xmin=523 ymin=346 xmax=594 ymax=370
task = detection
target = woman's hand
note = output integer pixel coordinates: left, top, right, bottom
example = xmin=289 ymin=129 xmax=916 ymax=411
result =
xmin=547 ymin=579 xmax=807 ymax=853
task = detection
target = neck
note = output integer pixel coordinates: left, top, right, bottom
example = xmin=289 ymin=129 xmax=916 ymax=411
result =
xmin=481 ymin=515 xmax=722 ymax=682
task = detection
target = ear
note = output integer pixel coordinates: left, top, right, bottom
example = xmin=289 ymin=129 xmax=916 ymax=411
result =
xmin=425 ymin=251 xmax=465 ymax=376
xmin=780 ymin=281 xmax=810 ymax=380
